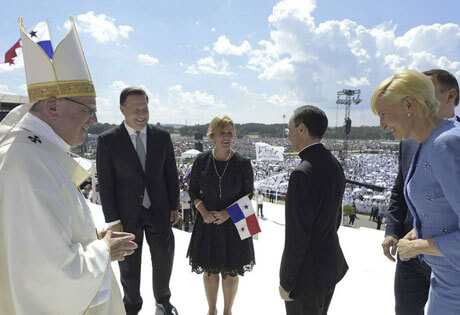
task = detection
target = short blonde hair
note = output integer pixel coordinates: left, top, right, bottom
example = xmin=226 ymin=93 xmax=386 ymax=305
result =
xmin=207 ymin=115 xmax=235 ymax=139
xmin=370 ymin=69 xmax=439 ymax=118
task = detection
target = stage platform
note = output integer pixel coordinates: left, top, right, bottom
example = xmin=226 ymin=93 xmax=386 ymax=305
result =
xmin=89 ymin=201 xmax=397 ymax=315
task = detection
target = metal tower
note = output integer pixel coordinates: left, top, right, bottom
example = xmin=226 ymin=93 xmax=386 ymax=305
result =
xmin=336 ymin=89 xmax=362 ymax=163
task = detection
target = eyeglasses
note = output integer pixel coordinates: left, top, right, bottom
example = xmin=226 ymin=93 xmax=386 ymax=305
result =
xmin=63 ymin=97 xmax=97 ymax=118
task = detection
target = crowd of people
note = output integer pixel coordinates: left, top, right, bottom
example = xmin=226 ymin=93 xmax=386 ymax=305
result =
xmin=2 ymin=15 xmax=460 ymax=315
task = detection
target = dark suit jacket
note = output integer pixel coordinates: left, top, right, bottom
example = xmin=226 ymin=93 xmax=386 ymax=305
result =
xmin=96 ymin=123 xmax=179 ymax=231
xmin=385 ymin=139 xmax=418 ymax=238
xmin=280 ymin=143 xmax=348 ymax=298
xmin=386 ymin=117 xmax=460 ymax=238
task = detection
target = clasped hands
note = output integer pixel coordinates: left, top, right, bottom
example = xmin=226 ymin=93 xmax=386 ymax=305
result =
xmin=100 ymin=225 xmax=138 ymax=262
xmin=100 ymin=211 xmax=179 ymax=262
xmin=202 ymin=209 xmax=230 ymax=225
xmin=382 ymin=229 xmax=418 ymax=262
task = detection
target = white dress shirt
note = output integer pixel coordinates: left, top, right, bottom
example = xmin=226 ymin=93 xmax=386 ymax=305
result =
xmin=180 ymin=190 xmax=191 ymax=209
xmin=258 ymin=193 xmax=264 ymax=205
xmin=124 ymin=121 xmax=147 ymax=154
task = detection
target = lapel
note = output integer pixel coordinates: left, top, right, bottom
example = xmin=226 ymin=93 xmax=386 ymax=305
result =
xmin=401 ymin=139 xmax=418 ymax=180
xmin=118 ymin=123 xmax=144 ymax=175
xmin=144 ymin=124 xmax=156 ymax=177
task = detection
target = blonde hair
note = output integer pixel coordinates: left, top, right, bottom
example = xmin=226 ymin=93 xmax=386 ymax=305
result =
xmin=207 ymin=115 xmax=235 ymax=139
xmin=370 ymin=69 xmax=439 ymax=117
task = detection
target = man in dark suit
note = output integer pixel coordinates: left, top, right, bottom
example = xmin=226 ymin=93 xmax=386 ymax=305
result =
xmin=97 ymin=87 xmax=180 ymax=315
xmin=382 ymin=69 xmax=459 ymax=315
xmin=279 ymin=105 xmax=348 ymax=315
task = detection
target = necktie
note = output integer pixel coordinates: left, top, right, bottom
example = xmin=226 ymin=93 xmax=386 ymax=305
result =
xmin=135 ymin=131 xmax=151 ymax=208
xmin=135 ymin=131 xmax=146 ymax=168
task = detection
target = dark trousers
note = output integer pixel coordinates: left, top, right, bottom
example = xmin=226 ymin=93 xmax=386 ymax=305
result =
xmin=394 ymin=257 xmax=431 ymax=315
xmin=348 ymin=215 xmax=355 ymax=225
xmin=119 ymin=208 xmax=175 ymax=315
xmin=285 ymin=287 xmax=335 ymax=315
xmin=257 ymin=204 xmax=263 ymax=217
xmin=183 ymin=208 xmax=191 ymax=231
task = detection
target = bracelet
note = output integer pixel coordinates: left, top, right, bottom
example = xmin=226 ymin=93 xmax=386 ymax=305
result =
xmin=195 ymin=200 xmax=203 ymax=208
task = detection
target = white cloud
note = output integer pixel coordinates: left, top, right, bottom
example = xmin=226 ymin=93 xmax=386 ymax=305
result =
xmin=231 ymin=81 xmax=302 ymax=109
xmin=268 ymin=90 xmax=302 ymax=107
xmin=213 ymin=36 xmax=252 ymax=56
xmin=0 ymin=83 xmax=11 ymax=94
xmin=186 ymin=56 xmax=233 ymax=75
xmin=109 ymin=80 xmax=129 ymax=92
xmin=18 ymin=84 xmax=27 ymax=95
xmin=167 ymin=85 xmax=226 ymax=122
xmin=241 ymin=0 xmax=460 ymax=122
xmin=65 ymin=11 xmax=133 ymax=43
xmin=395 ymin=23 xmax=460 ymax=57
xmin=258 ymin=58 xmax=295 ymax=81
xmin=231 ymin=82 xmax=250 ymax=94
xmin=211 ymin=27 xmax=216 ymax=32
xmin=96 ymin=80 xmax=160 ymax=123
xmin=168 ymin=85 xmax=225 ymax=109
xmin=339 ymin=76 xmax=370 ymax=87
xmin=0 ymin=49 xmax=24 ymax=74
xmin=138 ymin=54 xmax=159 ymax=66
xmin=0 ymin=75 xmax=27 ymax=97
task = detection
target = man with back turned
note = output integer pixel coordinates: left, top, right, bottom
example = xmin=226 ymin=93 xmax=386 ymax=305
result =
xmin=279 ymin=105 xmax=348 ymax=315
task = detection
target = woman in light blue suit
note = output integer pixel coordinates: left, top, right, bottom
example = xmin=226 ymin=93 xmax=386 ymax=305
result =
xmin=371 ymin=69 xmax=460 ymax=314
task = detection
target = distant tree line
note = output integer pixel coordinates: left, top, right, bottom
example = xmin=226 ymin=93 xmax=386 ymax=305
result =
xmin=88 ymin=122 xmax=394 ymax=140
xmin=324 ymin=126 xmax=394 ymax=140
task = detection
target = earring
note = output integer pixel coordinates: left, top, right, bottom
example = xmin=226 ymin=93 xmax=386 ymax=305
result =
xmin=408 ymin=112 xmax=412 ymax=118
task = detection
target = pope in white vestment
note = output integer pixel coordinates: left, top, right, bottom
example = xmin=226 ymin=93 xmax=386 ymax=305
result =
xmin=0 ymin=16 xmax=130 ymax=315
xmin=0 ymin=115 xmax=125 ymax=315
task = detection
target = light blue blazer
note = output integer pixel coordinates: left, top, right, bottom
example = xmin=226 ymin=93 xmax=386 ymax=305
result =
xmin=405 ymin=119 xmax=460 ymax=271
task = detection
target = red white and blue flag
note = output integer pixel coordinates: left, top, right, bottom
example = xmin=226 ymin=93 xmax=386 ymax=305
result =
xmin=227 ymin=195 xmax=261 ymax=240
xmin=4 ymin=21 xmax=53 ymax=65
xmin=183 ymin=164 xmax=193 ymax=182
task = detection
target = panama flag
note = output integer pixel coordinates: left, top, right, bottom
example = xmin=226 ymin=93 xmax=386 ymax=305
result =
xmin=183 ymin=164 xmax=193 ymax=182
xmin=4 ymin=21 xmax=53 ymax=65
xmin=226 ymin=195 xmax=261 ymax=240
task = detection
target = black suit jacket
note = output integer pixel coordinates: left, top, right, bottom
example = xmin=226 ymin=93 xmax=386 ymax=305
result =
xmin=96 ymin=123 xmax=179 ymax=231
xmin=385 ymin=139 xmax=418 ymax=238
xmin=280 ymin=143 xmax=348 ymax=297
xmin=386 ymin=117 xmax=460 ymax=238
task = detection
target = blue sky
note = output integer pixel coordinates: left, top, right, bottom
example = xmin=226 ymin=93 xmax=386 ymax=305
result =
xmin=1 ymin=0 xmax=459 ymax=126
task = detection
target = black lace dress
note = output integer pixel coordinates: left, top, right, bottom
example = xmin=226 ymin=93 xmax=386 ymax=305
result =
xmin=186 ymin=150 xmax=256 ymax=277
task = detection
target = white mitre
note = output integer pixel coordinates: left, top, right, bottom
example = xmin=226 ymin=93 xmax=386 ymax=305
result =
xmin=20 ymin=16 xmax=95 ymax=101
xmin=0 ymin=16 xmax=95 ymax=143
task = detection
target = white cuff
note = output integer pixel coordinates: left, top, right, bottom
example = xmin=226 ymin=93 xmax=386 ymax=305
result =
xmin=106 ymin=220 xmax=121 ymax=227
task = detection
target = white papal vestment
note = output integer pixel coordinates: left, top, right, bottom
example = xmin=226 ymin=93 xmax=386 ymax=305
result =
xmin=0 ymin=113 xmax=125 ymax=315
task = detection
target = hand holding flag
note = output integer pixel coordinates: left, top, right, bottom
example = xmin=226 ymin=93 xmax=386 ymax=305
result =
xmin=226 ymin=195 xmax=261 ymax=240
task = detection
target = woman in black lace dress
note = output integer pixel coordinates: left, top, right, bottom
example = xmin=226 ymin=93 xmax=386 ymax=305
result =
xmin=187 ymin=115 xmax=255 ymax=315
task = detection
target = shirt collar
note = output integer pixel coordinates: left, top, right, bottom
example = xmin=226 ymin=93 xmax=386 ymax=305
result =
xmin=124 ymin=121 xmax=147 ymax=136
xmin=298 ymin=141 xmax=321 ymax=156
xmin=16 ymin=112 xmax=71 ymax=152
